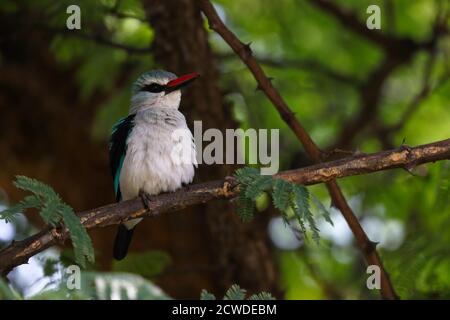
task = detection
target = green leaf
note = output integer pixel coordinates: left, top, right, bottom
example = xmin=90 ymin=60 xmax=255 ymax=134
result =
xmin=237 ymin=192 xmax=255 ymax=222
xmin=248 ymin=292 xmax=276 ymax=300
xmin=291 ymin=184 xmax=310 ymax=219
xmin=224 ymin=284 xmax=247 ymax=300
xmin=3 ymin=175 xmax=96 ymax=268
xmin=0 ymin=206 xmax=18 ymax=223
xmin=200 ymin=289 xmax=216 ymax=300
xmin=0 ymin=195 xmax=41 ymax=223
xmin=234 ymin=167 xmax=260 ymax=186
xmin=291 ymin=185 xmax=320 ymax=243
xmin=306 ymin=214 xmax=320 ymax=244
xmin=14 ymin=175 xmax=59 ymax=200
xmin=311 ymin=193 xmax=333 ymax=226
xmin=60 ymin=204 xmax=95 ymax=268
xmin=201 ymin=285 xmax=275 ymax=301
xmin=31 ymin=272 xmax=171 ymax=300
xmin=41 ymin=201 xmax=62 ymax=226
xmin=80 ymin=272 xmax=171 ymax=300
xmin=43 ymin=258 xmax=60 ymax=277
xmin=232 ymin=168 xmax=323 ymax=242
xmin=272 ymin=179 xmax=292 ymax=212
xmin=245 ymin=175 xmax=273 ymax=200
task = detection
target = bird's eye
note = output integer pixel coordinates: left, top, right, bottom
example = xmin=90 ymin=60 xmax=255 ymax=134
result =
xmin=140 ymin=83 xmax=164 ymax=93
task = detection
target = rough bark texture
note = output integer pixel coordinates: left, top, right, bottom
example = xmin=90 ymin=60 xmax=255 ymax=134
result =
xmin=141 ymin=0 xmax=279 ymax=298
xmin=198 ymin=0 xmax=400 ymax=299
xmin=0 ymin=2 xmax=278 ymax=299
xmin=1 ymin=138 xmax=449 ymax=278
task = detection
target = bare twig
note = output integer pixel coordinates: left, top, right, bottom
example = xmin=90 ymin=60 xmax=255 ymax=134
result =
xmin=199 ymin=0 xmax=402 ymax=299
xmin=1 ymin=139 xmax=449 ymax=276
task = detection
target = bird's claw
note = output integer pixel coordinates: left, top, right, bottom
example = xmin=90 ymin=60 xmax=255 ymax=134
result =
xmin=139 ymin=190 xmax=152 ymax=209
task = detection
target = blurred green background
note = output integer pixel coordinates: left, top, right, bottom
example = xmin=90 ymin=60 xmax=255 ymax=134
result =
xmin=0 ymin=0 xmax=449 ymax=299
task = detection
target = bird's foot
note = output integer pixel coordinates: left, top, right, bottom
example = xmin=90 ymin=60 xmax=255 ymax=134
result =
xmin=139 ymin=190 xmax=153 ymax=209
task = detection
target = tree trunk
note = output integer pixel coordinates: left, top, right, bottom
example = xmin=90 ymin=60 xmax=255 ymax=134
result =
xmin=0 ymin=1 xmax=279 ymax=299
xmin=141 ymin=0 xmax=279 ymax=298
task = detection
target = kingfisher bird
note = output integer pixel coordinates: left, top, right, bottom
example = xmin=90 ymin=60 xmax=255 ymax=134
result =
xmin=109 ymin=70 xmax=199 ymax=260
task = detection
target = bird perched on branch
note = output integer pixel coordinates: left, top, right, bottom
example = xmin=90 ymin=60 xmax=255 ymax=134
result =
xmin=109 ymin=70 xmax=199 ymax=260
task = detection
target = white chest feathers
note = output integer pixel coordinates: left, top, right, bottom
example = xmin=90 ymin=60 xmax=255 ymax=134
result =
xmin=119 ymin=107 xmax=196 ymax=200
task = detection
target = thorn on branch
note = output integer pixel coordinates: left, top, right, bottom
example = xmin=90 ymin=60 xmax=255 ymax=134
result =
xmin=239 ymin=42 xmax=253 ymax=60
xmin=399 ymin=143 xmax=412 ymax=153
xmin=208 ymin=21 xmax=218 ymax=31
xmin=330 ymin=198 xmax=338 ymax=209
xmin=255 ymin=77 xmax=274 ymax=91
xmin=363 ymin=240 xmax=379 ymax=254
xmin=400 ymin=137 xmax=407 ymax=146
xmin=279 ymin=109 xmax=296 ymax=123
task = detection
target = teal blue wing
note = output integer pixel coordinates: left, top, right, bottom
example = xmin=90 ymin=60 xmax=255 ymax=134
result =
xmin=109 ymin=114 xmax=136 ymax=201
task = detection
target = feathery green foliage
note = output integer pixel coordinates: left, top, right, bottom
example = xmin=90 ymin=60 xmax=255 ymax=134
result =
xmin=60 ymin=204 xmax=95 ymax=268
xmin=0 ymin=176 xmax=94 ymax=268
xmin=245 ymin=175 xmax=273 ymax=199
xmin=311 ymin=193 xmax=333 ymax=226
xmin=291 ymin=185 xmax=320 ymax=243
xmin=248 ymin=292 xmax=276 ymax=300
xmin=1 ymin=271 xmax=171 ymax=300
xmin=224 ymin=284 xmax=247 ymax=300
xmin=237 ymin=192 xmax=255 ymax=222
xmin=272 ymin=179 xmax=292 ymax=213
xmin=0 ymin=195 xmax=41 ymax=223
xmin=233 ymin=167 xmax=331 ymax=242
xmin=200 ymin=289 xmax=217 ymax=300
xmin=200 ymin=284 xmax=275 ymax=300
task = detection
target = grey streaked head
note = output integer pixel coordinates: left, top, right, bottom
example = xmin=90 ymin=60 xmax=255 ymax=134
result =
xmin=130 ymin=70 xmax=199 ymax=113
xmin=132 ymin=70 xmax=177 ymax=95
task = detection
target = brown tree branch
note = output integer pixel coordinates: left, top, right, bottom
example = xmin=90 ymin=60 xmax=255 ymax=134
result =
xmin=1 ymin=139 xmax=449 ymax=276
xmin=198 ymin=0 xmax=401 ymax=299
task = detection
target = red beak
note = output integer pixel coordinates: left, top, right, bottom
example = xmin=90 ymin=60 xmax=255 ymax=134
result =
xmin=165 ymin=72 xmax=200 ymax=90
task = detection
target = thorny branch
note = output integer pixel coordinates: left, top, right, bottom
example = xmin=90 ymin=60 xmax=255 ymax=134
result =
xmin=198 ymin=0 xmax=405 ymax=299
xmin=1 ymin=139 xmax=449 ymax=276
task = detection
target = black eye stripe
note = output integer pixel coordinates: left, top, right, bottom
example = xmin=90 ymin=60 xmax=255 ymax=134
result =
xmin=140 ymin=83 xmax=165 ymax=93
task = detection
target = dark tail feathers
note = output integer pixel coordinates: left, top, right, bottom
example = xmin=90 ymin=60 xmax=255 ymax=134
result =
xmin=113 ymin=224 xmax=135 ymax=260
